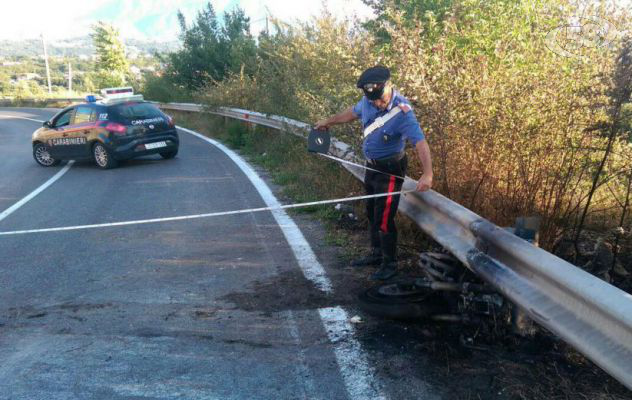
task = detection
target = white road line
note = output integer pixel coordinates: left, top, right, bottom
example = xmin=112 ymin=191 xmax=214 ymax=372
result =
xmin=181 ymin=126 xmax=386 ymax=399
xmin=319 ymin=307 xmax=387 ymax=400
xmin=0 ymin=116 xmax=45 ymax=123
xmin=179 ymin=126 xmax=335 ymax=293
xmin=0 ymin=161 xmax=74 ymax=223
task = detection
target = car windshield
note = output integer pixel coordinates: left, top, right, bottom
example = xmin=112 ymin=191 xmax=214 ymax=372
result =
xmin=109 ymin=102 xmax=163 ymax=123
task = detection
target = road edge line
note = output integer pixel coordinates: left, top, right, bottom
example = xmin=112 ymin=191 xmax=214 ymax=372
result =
xmin=319 ymin=306 xmax=387 ymax=400
xmin=181 ymin=126 xmax=387 ymax=399
xmin=0 ymin=161 xmax=74 ymax=223
xmin=178 ymin=125 xmax=333 ymax=293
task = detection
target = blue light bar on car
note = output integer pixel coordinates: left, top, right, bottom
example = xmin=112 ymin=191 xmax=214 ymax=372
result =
xmin=86 ymin=95 xmax=97 ymax=103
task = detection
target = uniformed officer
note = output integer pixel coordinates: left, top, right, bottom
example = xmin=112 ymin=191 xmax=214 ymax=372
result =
xmin=315 ymin=66 xmax=433 ymax=280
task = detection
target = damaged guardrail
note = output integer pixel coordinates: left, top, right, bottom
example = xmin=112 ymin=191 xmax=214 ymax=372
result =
xmin=159 ymin=102 xmax=632 ymax=389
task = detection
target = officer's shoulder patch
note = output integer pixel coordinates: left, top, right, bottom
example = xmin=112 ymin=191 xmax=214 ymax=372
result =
xmin=398 ymin=103 xmax=412 ymax=113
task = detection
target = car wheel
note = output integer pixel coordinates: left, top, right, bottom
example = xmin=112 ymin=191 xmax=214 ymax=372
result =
xmin=93 ymin=143 xmax=118 ymax=169
xmin=159 ymin=148 xmax=178 ymax=159
xmin=358 ymin=278 xmax=448 ymax=320
xmin=33 ymin=143 xmax=61 ymax=167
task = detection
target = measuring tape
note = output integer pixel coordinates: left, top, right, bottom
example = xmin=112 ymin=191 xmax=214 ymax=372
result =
xmin=0 ymin=131 xmax=414 ymax=237
xmin=0 ymin=189 xmax=415 ymax=237
xmin=317 ymin=153 xmax=406 ymax=180
xmin=308 ymin=128 xmax=406 ymax=180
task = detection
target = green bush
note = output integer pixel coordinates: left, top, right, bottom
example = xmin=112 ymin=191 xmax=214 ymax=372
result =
xmin=141 ymin=72 xmax=191 ymax=103
xmin=226 ymin=121 xmax=248 ymax=148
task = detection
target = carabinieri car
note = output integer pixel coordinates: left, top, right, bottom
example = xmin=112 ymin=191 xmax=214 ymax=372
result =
xmin=32 ymin=87 xmax=179 ymax=169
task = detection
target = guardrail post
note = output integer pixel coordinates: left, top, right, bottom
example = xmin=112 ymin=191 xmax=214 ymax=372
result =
xmin=511 ymin=216 xmax=541 ymax=336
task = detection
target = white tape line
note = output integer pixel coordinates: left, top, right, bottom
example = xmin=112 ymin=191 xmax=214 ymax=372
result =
xmin=179 ymin=125 xmax=335 ymax=293
xmin=319 ymin=307 xmax=387 ymax=400
xmin=0 ymin=161 xmax=74 ymax=223
xmin=0 ymin=116 xmax=45 ymax=123
xmin=318 ymin=153 xmax=405 ymax=180
xmin=0 ymin=188 xmax=412 ymax=234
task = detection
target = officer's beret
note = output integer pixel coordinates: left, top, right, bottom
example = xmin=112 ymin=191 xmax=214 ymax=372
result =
xmin=356 ymin=66 xmax=391 ymax=88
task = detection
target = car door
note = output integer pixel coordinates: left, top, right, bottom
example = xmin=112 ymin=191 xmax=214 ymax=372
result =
xmin=65 ymin=105 xmax=95 ymax=158
xmin=45 ymin=108 xmax=75 ymax=159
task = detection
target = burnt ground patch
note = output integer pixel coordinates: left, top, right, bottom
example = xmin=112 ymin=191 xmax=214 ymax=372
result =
xmin=218 ymin=269 xmax=346 ymax=314
xmin=354 ymin=317 xmax=631 ymax=400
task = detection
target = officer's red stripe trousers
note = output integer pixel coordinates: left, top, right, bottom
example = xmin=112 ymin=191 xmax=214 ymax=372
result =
xmin=380 ymin=175 xmax=397 ymax=233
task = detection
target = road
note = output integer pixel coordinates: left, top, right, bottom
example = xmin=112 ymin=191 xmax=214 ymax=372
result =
xmin=0 ymin=108 xmax=436 ymax=400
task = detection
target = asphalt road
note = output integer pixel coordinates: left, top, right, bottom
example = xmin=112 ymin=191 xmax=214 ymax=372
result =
xmin=0 ymin=108 xmax=437 ymax=400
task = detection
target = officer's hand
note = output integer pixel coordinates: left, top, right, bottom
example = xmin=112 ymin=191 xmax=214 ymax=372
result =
xmin=417 ymin=174 xmax=433 ymax=192
xmin=314 ymin=120 xmax=330 ymax=130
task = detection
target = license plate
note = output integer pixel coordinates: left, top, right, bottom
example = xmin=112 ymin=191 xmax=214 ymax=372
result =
xmin=145 ymin=141 xmax=167 ymax=150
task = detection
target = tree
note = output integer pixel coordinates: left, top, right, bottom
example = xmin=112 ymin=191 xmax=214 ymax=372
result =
xmin=13 ymin=80 xmax=45 ymax=99
xmin=0 ymin=71 xmax=10 ymax=96
xmin=221 ymin=7 xmax=257 ymax=77
xmin=91 ymin=21 xmax=130 ymax=87
xmin=362 ymin=0 xmax=455 ymax=44
xmin=90 ymin=70 xmax=127 ymax=90
xmin=574 ymin=39 xmax=632 ymax=248
xmin=164 ymin=2 xmax=256 ymax=90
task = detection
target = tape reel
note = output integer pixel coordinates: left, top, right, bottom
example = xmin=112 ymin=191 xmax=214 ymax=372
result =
xmin=308 ymin=129 xmax=331 ymax=154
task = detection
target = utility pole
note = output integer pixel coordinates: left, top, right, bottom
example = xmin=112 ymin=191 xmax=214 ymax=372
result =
xmin=264 ymin=6 xmax=271 ymax=36
xmin=68 ymin=62 xmax=72 ymax=93
xmin=41 ymin=34 xmax=52 ymax=94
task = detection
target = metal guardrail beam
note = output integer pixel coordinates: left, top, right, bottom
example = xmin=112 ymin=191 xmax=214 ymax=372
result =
xmin=0 ymin=97 xmax=85 ymax=107
xmin=0 ymin=97 xmax=85 ymax=102
xmin=164 ymin=102 xmax=632 ymax=389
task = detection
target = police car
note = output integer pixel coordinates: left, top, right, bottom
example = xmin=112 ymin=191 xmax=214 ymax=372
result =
xmin=32 ymin=87 xmax=179 ymax=169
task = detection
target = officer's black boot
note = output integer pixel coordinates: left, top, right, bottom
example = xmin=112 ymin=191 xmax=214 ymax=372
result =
xmin=351 ymin=247 xmax=382 ymax=267
xmin=371 ymin=258 xmax=398 ymax=280
xmin=371 ymin=232 xmax=398 ymax=280
xmin=351 ymin=228 xmax=382 ymax=267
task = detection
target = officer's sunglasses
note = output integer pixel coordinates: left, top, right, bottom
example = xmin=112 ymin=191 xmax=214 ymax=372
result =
xmin=362 ymin=83 xmax=385 ymax=101
xmin=362 ymin=82 xmax=385 ymax=93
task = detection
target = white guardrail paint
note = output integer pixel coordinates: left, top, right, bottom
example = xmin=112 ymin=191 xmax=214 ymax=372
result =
xmin=150 ymin=102 xmax=632 ymax=389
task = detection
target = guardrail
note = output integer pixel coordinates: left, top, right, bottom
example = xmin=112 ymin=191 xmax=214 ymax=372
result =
xmin=0 ymin=97 xmax=85 ymax=107
xmin=158 ymin=102 xmax=632 ymax=389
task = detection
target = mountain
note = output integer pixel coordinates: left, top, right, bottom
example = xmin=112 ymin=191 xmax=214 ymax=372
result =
xmin=0 ymin=36 xmax=179 ymax=59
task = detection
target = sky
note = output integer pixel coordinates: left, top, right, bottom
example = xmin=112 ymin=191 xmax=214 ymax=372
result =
xmin=0 ymin=0 xmax=374 ymax=42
